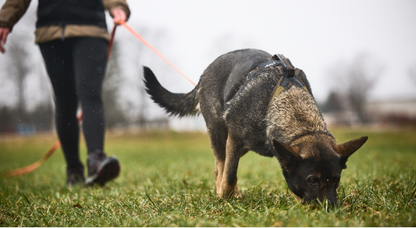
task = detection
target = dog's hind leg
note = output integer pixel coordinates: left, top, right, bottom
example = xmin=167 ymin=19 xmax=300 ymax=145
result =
xmin=206 ymin=124 xmax=228 ymax=196
xmin=220 ymin=134 xmax=245 ymax=199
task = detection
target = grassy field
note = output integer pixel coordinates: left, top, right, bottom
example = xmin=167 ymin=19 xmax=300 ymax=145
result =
xmin=0 ymin=127 xmax=415 ymax=226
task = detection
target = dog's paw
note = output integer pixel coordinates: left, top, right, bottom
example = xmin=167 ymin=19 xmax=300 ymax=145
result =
xmin=233 ymin=185 xmax=241 ymax=198
xmin=217 ymin=184 xmax=241 ymax=199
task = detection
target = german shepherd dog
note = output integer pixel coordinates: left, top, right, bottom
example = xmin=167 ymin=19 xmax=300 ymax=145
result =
xmin=143 ymin=49 xmax=368 ymax=206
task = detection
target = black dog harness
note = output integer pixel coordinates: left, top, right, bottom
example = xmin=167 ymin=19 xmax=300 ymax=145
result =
xmin=248 ymin=54 xmax=306 ymax=88
xmin=246 ymin=54 xmax=309 ymax=107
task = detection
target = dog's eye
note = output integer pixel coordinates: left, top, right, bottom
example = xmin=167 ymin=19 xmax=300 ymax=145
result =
xmin=308 ymin=177 xmax=318 ymax=184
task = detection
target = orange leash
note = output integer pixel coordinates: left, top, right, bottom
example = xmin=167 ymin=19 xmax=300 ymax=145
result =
xmin=3 ymin=113 xmax=83 ymax=177
xmin=107 ymin=24 xmax=117 ymax=61
xmin=118 ymin=21 xmax=197 ymax=86
xmin=3 ymin=141 xmax=61 ymax=178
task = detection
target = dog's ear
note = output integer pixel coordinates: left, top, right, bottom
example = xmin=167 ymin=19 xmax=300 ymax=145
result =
xmin=273 ymin=140 xmax=301 ymax=172
xmin=334 ymin=136 xmax=368 ymax=169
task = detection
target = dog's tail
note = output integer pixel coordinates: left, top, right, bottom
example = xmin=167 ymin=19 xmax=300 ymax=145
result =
xmin=143 ymin=66 xmax=200 ymax=117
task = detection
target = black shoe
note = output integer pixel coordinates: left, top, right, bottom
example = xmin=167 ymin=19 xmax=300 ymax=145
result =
xmin=66 ymin=164 xmax=85 ymax=187
xmin=85 ymin=151 xmax=120 ymax=186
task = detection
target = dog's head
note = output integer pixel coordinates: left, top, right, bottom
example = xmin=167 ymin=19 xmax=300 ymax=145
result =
xmin=273 ymin=135 xmax=368 ymax=207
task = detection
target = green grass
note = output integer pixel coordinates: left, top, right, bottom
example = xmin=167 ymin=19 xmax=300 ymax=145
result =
xmin=1 ymin=127 xmax=415 ymax=226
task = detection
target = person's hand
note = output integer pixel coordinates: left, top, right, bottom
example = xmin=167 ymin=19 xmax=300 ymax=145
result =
xmin=0 ymin=27 xmax=10 ymax=54
xmin=112 ymin=8 xmax=127 ymax=25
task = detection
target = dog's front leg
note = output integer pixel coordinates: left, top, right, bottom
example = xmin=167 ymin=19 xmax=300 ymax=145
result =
xmin=215 ymin=158 xmax=225 ymax=195
xmin=220 ymin=135 xmax=243 ymax=199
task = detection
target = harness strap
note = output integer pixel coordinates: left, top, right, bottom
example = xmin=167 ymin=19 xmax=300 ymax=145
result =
xmin=247 ymin=54 xmax=310 ymax=110
xmin=275 ymin=54 xmax=295 ymax=77
xmin=247 ymin=55 xmax=283 ymax=79
xmin=270 ymin=72 xmax=309 ymax=110
xmin=247 ymin=54 xmax=296 ymax=79
xmin=247 ymin=54 xmax=306 ymax=90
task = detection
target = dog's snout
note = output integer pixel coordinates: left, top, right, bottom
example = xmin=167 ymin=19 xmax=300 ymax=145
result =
xmin=317 ymin=186 xmax=338 ymax=208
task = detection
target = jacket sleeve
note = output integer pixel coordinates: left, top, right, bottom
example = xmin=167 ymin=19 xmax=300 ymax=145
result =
xmin=103 ymin=0 xmax=131 ymax=21
xmin=0 ymin=0 xmax=31 ymax=31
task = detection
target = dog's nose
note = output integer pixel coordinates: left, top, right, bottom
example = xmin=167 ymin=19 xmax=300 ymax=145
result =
xmin=324 ymin=178 xmax=330 ymax=187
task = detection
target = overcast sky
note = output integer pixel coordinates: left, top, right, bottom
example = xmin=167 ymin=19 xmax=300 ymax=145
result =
xmin=124 ymin=0 xmax=416 ymax=102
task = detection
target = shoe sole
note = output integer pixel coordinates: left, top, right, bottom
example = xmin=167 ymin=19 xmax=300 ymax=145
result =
xmin=85 ymin=157 xmax=120 ymax=186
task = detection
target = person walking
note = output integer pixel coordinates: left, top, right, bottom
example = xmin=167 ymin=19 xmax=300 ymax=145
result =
xmin=0 ymin=0 xmax=130 ymax=187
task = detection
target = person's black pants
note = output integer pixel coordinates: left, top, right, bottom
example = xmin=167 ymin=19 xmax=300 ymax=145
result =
xmin=39 ymin=37 xmax=108 ymax=168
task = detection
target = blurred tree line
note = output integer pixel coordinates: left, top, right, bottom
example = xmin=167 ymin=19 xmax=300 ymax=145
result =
xmin=319 ymin=54 xmax=416 ymax=126
xmin=0 ymin=38 xmax=401 ymax=134
xmin=319 ymin=53 xmax=382 ymax=125
xmin=0 ymin=13 xmax=54 ymax=134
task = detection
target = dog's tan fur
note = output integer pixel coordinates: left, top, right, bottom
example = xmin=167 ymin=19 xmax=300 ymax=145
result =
xmin=267 ymin=86 xmax=331 ymax=145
